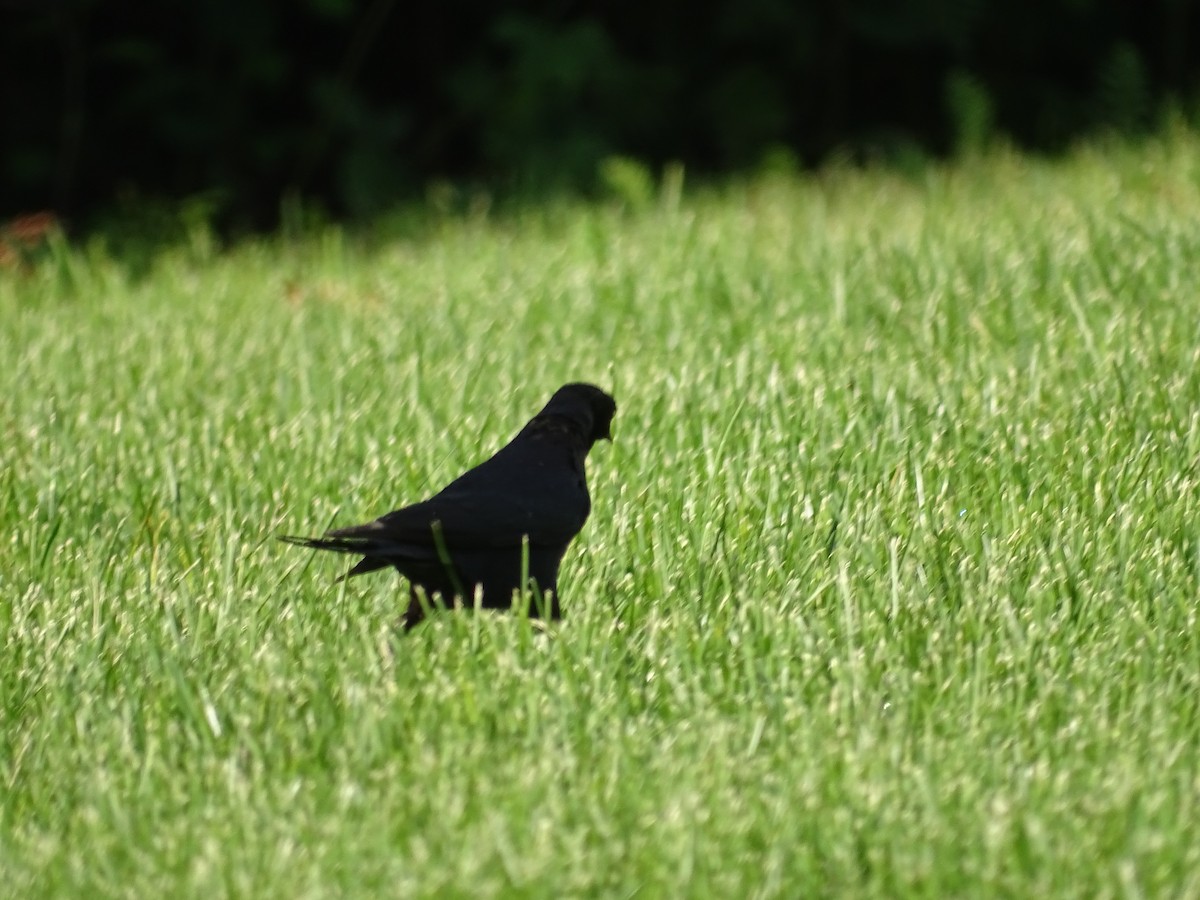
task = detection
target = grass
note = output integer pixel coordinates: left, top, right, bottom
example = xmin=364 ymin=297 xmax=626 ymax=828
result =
xmin=3 ymin=131 xmax=1200 ymax=898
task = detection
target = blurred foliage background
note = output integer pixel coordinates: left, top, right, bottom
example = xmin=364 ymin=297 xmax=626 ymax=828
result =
xmin=2 ymin=0 xmax=1196 ymax=229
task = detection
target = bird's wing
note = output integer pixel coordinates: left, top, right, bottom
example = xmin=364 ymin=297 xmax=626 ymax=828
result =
xmin=333 ymin=439 xmax=590 ymax=551
xmin=343 ymin=489 xmax=581 ymax=551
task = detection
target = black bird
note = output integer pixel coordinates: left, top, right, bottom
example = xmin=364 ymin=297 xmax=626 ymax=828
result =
xmin=281 ymin=383 xmax=616 ymax=630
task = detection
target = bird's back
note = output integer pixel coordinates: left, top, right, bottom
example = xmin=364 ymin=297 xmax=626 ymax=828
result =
xmin=376 ymin=421 xmax=592 ymax=552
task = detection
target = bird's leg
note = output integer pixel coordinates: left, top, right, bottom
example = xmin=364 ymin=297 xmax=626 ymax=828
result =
xmin=402 ymin=586 xmax=428 ymax=631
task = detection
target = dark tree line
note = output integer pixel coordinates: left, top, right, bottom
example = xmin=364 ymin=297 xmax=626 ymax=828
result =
xmin=2 ymin=0 xmax=1196 ymax=227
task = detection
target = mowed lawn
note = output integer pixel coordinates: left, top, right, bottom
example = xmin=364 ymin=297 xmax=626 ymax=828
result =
xmin=3 ymin=134 xmax=1200 ymax=898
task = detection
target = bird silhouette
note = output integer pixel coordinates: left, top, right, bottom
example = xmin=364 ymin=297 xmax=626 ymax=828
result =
xmin=281 ymin=383 xmax=616 ymax=630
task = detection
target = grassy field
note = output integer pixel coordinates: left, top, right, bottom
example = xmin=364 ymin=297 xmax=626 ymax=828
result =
xmin=3 ymin=132 xmax=1200 ymax=898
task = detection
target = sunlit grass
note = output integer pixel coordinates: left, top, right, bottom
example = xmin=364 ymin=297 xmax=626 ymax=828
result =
xmin=3 ymin=131 xmax=1200 ymax=897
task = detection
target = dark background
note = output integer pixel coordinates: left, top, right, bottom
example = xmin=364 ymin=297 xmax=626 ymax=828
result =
xmin=3 ymin=0 xmax=1197 ymax=229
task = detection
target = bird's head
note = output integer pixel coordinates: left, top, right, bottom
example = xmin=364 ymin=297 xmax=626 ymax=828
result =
xmin=540 ymin=382 xmax=617 ymax=445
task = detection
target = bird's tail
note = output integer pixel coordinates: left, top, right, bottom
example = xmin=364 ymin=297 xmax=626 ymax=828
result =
xmin=278 ymin=533 xmax=367 ymax=554
xmin=278 ymin=534 xmax=391 ymax=579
